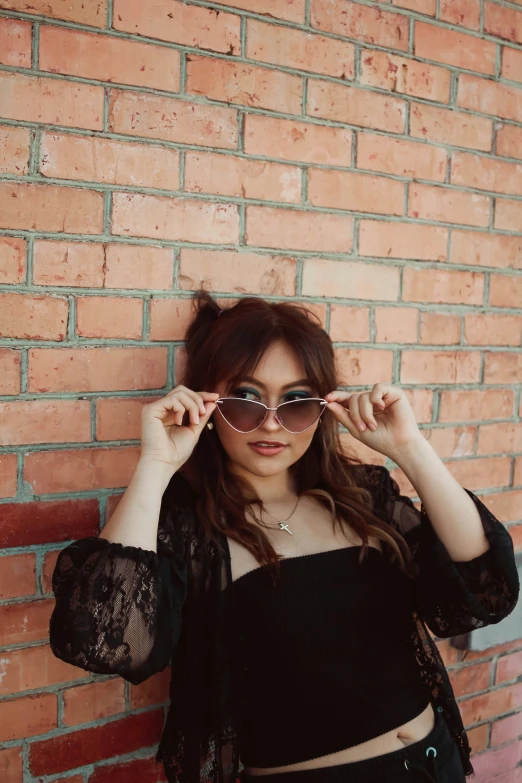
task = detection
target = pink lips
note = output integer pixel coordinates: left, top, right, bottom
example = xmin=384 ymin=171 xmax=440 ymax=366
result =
xmin=248 ymin=442 xmax=287 ymax=457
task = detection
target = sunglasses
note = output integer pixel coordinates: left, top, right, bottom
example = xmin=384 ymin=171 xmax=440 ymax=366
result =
xmin=215 ymin=397 xmax=328 ymax=434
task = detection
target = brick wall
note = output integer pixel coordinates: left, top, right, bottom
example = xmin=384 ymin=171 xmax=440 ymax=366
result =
xmin=0 ymin=0 xmax=521 ymax=781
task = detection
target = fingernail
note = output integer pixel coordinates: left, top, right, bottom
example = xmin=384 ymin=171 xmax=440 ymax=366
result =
xmin=358 ymin=422 xmax=366 ymax=431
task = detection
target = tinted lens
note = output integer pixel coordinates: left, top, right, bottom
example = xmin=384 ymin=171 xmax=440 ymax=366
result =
xmin=278 ymin=399 xmax=323 ymax=432
xmin=218 ymin=399 xmax=267 ymax=432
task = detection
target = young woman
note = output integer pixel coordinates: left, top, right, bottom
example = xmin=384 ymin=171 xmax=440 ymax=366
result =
xmin=49 ymin=291 xmax=519 ymax=783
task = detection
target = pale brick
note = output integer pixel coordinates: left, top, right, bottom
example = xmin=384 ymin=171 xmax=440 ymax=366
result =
xmin=357 ymin=133 xmax=446 ymax=181
xmin=415 ymin=22 xmax=497 ymax=75
xmin=410 ymin=103 xmax=493 ymax=152
xmin=308 ymin=79 xmax=406 ymax=134
xmin=360 ymin=50 xmax=450 ymax=103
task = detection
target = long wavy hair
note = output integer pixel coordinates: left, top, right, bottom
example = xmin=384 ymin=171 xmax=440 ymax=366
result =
xmin=180 ymin=290 xmax=415 ymax=582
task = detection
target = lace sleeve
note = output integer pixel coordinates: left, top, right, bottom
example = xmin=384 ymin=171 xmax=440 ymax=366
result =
xmin=49 ymin=487 xmax=189 ymax=686
xmin=377 ymin=465 xmax=520 ymax=639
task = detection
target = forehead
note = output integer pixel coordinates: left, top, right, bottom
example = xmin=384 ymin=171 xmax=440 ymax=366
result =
xmin=248 ymin=342 xmax=308 ymax=385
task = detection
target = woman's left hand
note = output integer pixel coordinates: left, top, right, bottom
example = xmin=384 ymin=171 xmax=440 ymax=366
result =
xmin=324 ymin=383 xmax=423 ymax=459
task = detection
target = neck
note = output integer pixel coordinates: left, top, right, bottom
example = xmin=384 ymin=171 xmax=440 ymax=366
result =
xmin=229 ymin=463 xmax=297 ymax=505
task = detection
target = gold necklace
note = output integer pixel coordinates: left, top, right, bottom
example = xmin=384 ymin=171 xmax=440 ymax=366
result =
xmin=260 ymin=495 xmax=301 ymax=536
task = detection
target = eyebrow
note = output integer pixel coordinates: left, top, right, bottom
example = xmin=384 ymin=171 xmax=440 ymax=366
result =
xmin=238 ymin=376 xmax=312 ymax=391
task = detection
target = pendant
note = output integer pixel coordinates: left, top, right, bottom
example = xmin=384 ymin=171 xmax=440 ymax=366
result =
xmin=279 ymin=523 xmax=293 ymax=535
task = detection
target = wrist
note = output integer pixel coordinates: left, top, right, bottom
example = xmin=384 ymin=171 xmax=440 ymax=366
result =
xmin=387 ymin=432 xmax=431 ymax=468
xmin=136 ymin=455 xmax=178 ymax=490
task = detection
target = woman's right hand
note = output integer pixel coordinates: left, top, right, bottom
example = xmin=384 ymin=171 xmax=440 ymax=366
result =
xmin=140 ymin=385 xmax=220 ymax=472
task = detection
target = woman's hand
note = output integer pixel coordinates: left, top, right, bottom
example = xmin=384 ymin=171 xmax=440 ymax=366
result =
xmin=324 ymin=383 xmax=423 ymax=459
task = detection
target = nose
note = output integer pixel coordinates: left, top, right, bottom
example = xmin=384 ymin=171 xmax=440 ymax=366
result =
xmin=261 ymin=407 xmax=282 ymax=432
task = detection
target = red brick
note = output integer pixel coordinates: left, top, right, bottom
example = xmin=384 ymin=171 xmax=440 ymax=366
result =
xmin=308 ymin=79 xmax=406 ymax=133
xmin=33 ymin=241 xmax=173 ymax=290
xmin=502 ymin=46 xmax=522 ymax=83
xmin=439 ymin=389 xmax=515 ymax=423
xmin=0 ymin=746 xmax=23 ymax=783
xmin=357 ymin=133 xmax=446 ymax=181
xmin=450 ymin=230 xmax=522 ymax=269
xmin=403 ymin=268 xmax=484 ymax=305
xmin=329 ymin=305 xmax=370 ymax=342
xmin=335 ymin=348 xmax=394 ymax=386
xmin=185 ymin=151 xmax=301 ymax=203
xmin=0 ymin=17 xmax=31 ymax=67
xmin=0 ymin=349 xmax=21 ymax=395
xmin=0 ymin=453 xmax=17 ymax=499
xmin=495 ymin=199 xmax=522 ymax=231
xmin=409 ymin=103 xmax=493 ymax=152
xmin=359 ymin=220 xmax=448 ymax=260
xmin=0 ymin=553 xmax=36 ymax=600
xmin=485 ymin=2 xmax=522 ymax=44
xmin=0 ymin=237 xmax=26 ymax=285
xmin=496 ymin=124 xmax=522 ymax=160
xmin=302 ymin=258 xmax=400 ymax=300
xmin=246 ymin=206 xmax=353 ymax=253
xmin=186 ymin=54 xmax=302 ymax=114
xmin=491 ymin=712 xmax=522 ymax=746
xmin=452 ymin=151 xmax=522 ymax=196
xmin=29 ymin=710 xmax=164 ymax=776
xmin=419 ymin=313 xmax=461 ymax=345
xmin=25 ymin=446 xmax=139 ymax=493
xmin=497 ymin=650 xmax=522 ymax=684
xmin=28 ymin=347 xmax=167 ymax=393
xmin=0 ymin=598 xmax=54 ymax=646
xmin=95 ymin=396 xmax=160 ymax=441
xmin=401 ymin=350 xmax=481 ymax=384
xmin=0 ymin=497 xmax=98 ymax=548
xmin=0 ymin=126 xmax=30 ymax=175
xmin=63 ymin=679 xmax=125 ymax=727
xmin=415 ymin=22 xmax=497 ymax=75
xmin=76 ymin=297 xmax=143 ymax=339
xmin=490 ymin=274 xmax=522 ymax=307
xmin=360 ymin=50 xmax=450 ymax=103
xmin=311 ymin=0 xmax=409 ymax=52
xmin=244 ymin=114 xmax=352 ymax=166
xmin=113 ymin=0 xmax=241 ymax=53
xmin=449 ymin=662 xmax=490 ymax=697
xmin=0 ymin=183 xmax=103 ymax=233
xmin=0 ymin=399 xmax=90 ymax=446
xmin=374 ymin=307 xmax=418 ymax=343
xmin=149 ymin=299 xmax=195 ymax=342
xmin=408 ymin=183 xmax=491 ymax=227
xmin=112 ymin=193 xmax=239 ymax=243
xmin=477 ymin=421 xmax=522 ymax=456
xmin=206 ymin=0 xmax=305 ymax=21
xmin=109 ymin=89 xmax=237 ymax=149
xmin=39 ymin=26 xmax=180 ymax=92
xmin=440 ymin=0 xmax=480 ymax=31
xmin=89 ymin=756 xmax=169 ymax=783
xmin=0 ymin=0 xmax=106 ymax=25
xmin=0 ymin=293 xmax=67 ymax=340
xmin=484 ymin=352 xmax=522 ymax=384
xmin=458 ymin=74 xmax=522 ymax=123
xmin=392 ymin=0 xmax=435 ymax=14
xmin=309 ymin=168 xmax=404 ymax=215
xmin=179 ymin=249 xmax=296 ymax=296
xmin=464 ymin=313 xmax=522 ymax=345
xmin=0 ymin=71 xmax=103 ymax=130
xmin=247 ymin=19 xmax=354 ymax=79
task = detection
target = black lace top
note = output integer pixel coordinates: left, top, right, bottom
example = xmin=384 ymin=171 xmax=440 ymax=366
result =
xmin=49 ymin=464 xmax=520 ymax=783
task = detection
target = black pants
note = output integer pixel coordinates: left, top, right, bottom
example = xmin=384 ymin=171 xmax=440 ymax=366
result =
xmin=240 ymin=709 xmax=466 ymax=783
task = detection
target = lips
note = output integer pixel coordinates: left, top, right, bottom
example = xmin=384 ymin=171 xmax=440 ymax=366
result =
xmin=249 ymin=441 xmax=286 ymax=447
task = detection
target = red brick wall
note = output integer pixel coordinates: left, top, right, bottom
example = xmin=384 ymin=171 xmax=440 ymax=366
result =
xmin=1 ymin=1 xmax=521 ymax=781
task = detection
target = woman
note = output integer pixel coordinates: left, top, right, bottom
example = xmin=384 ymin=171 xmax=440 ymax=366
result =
xmin=49 ymin=291 xmax=519 ymax=783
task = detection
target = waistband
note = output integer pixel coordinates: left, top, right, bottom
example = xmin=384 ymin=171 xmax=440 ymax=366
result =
xmin=240 ymin=708 xmax=453 ymax=783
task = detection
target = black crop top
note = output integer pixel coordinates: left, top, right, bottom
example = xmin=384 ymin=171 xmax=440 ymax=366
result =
xmin=232 ymin=545 xmax=432 ymax=768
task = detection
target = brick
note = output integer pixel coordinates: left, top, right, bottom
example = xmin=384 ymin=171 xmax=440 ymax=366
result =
xmin=186 ymin=54 xmax=302 ymax=114
xmin=311 ymin=0 xmax=409 ymax=52
xmin=335 ymin=348 xmax=394 ymax=386
xmin=28 ymin=347 xmax=167 ymax=392
xmin=502 ymin=46 xmax=522 ymax=83
xmin=113 ymin=0 xmax=240 ymax=54
xmin=490 ymin=274 xmax=522 ymax=307
xmin=485 ymin=2 xmax=522 ymax=44
xmin=184 ymin=151 xmax=301 ymax=203
xmin=0 ymin=183 xmax=103 ymax=233
xmin=452 ymin=151 xmax=522 ymax=196
xmin=495 ymin=199 xmax=522 ymax=231
xmin=450 ymin=230 xmax=522 ymax=269
xmin=357 ymin=133 xmax=446 ymax=181
xmin=0 ymin=349 xmax=21 ymax=395
xmin=244 ymin=114 xmax=352 ymax=166
xmin=408 ymin=183 xmax=491 ymax=227
xmin=246 ymin=206 xmax=353 ymax=252
xmin=0 ymin=453 xmax=17 ymax=498
xmin=112 ymin=193 xmax=239 ymax=243
xmin=450 ymin=457 xmax=512 ymax=491
xmin=464 ymin=313 xmax=522 ymax=345
xmin=0 ymin=554 xmax=36 ymax=600
xmin=491 ymin=712 xmax=522 ymax=746
xmin=149 ymin=299 xmax=196 ymax=342
xmin=484 ymin=352 xmax=522 ymax=384
xmin=76 ymin=297 xmax=143 ymax=339
xmin=497 ymin=650 xmax=522 ymax=684
xmin=95 ymin=396 xmax=159 ymax=441
xmin=401 ymin=350 xmax=481 ymax=384
xmin=392 ymin=0 xmax=435 ymax=14
xmin=360 ymin=50 xmax=450 ymax=103
xmin=374 ymin=307 xmax=418 ymax=343
xmin=359 ymin=220 xmax=448 ymax=260
xmin=0 ymin=0 xmax=106 ymax=26
xmin=0 ymin=293 xmax=67 ymax=340
xmin=25 ymin=446 xmax=139 ymax=493
xmin=478 ymin=421 xmax=522 ymax=456
xmin=329 ymin=305 xmax=370 ymax=342
xmin=496 ymin=124 xmax=522 ymax=160
xmin=0 ymin=497 xmax=98 ymax=548
xmin=63 ymin=679 xmax=125 ymax=727
xmin=459 ymin=682 xmax=522 ymax=729
xmin=450 ymin=662 xmax=490 ymax=697
xmin=439 ymin=389 xmax=515 ymax=423
xmin=0 ymin=126 xmax=30 ymax=175
xmin=0 ymin=598 xmax=54 ymax=646
xmin=415 ymin=22 xmax=497 ymax=75
xmin=419 ymin=313 xmax=461 ymax=345
xmin=458 ymin=74 xmax=522 ymax=123
xmin=302 ymin=258 xmax=401 ymax=300
xmin=403 ymin=268 xmax=484 ymax=305
xmin=0 ymin=17 xmax=31 ymax=67
xmin=40 ymin=133 xmax=180 ymax=190
xmin=0 ymin=747 xmax=23 ymax=783
xmin=246 ymin=19 xmax=354 ymax=79
xmin=179 ymin=249 xmax=296 ymax=296
xmin=439 ymin=0 xmax=480 ymax=31
xmin=409 ymin=103 xmax=493 ymax=152
xmin=308 ymin=79 xmax=406 ymax=133
xmin=0 ymin=71 xmax=103 ymax=130
xmin=0 ymin=400 xmax=90 ymax=446
xmin=109 ymin=90 xmax=237 ymax=149
xmin=308 ymin=168 xmax=404 ymax=215
xmin=33 ymin=241 xmax=173 ymax=290
xmin=0 ymin=237 xmax=26 ymax=285
xmin=205 ymin=0 xmax=305 ymax=21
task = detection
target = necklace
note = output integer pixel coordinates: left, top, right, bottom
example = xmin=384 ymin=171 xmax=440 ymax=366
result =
xmin=260 ymin=495 xmax=301 ymax=535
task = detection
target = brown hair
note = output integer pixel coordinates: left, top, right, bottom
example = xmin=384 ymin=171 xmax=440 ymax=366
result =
xmin=180 ymin=290 xmax=414 ymax=582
